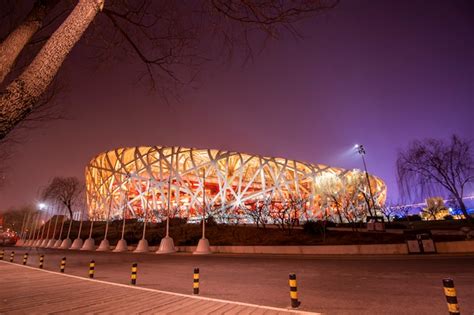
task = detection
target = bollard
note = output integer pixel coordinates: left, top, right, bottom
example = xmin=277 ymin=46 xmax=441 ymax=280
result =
xmin=9 ymin=251 xmax=14 ymax=263
xmin=193 ymin=268 xmax=200 ymax=295
xmin=289 ymin=273 xmax=301 ymax=308
xmin=23 ymin=253 xmax=28 ymax=265
xmin=60 ymin=257 xmax=66 ymax=273
xmin=130 ymin=263 xmax=137 ymax=285
xmin=39 ymin=255 xmax=44 ymax=269
xmin=443 ymin=278 xmax=460 ymax=315
xmin=0 ymin=250 xmax=4 ymax=260
xmin=89 ymin=260 xmax=95 ymax=279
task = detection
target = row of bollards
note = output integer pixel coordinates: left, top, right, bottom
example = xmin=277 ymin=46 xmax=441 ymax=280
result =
xmin=0 ymin=249 xmax=464 ymax=312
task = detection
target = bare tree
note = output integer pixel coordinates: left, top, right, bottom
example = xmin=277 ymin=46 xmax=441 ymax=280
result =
xmin=0 ymin=0 xmax=338 ymax=140
xmin=243 ymin=196 xmax=273 ymax=228
xmin=379 ymin=203 xmax=399 ymax=222
xmin=315 ymin=171 xmax=372 ymax=231
xmin=41 ymin=177 xmax=85 ymax=219
xmin=271 ymin=194 xmax=308 ymax=234
xmin=0 ymin=204 xmax=34 ymax=233
xmin=397 ymin=135 xmax=473 ymax=220
xmin=420 ymin=197 xmax=449 ymax=221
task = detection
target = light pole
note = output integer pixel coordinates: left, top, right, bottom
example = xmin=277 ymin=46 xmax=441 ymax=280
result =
xmin=33 ymin=204 xmax=46 ymax=246
xmin=355 ymin=144 xmax=377 ymax=217
xmin=97 ymin=197 xmax=113 ymax=251
xmin=47 ymin=203 xmax=60 ymax=248
xmin=15 ymin=211 xmax=28 ymax=246
xmin=193 ymin=168 xmax=211 ymax=255
xmin=25 ymin=212 xmax=37 ymax=246
xmin=53 ymin=207 xmax=67 ymax=248
xmin=157 ymin=175 xmax=176 ymax=254
xmin=70 ymin=206 xmax=85 ymax=250
xmin=41 ymin=203 xmax=54 ymax=247
xmin=134 ymin=178 xmax=151 ymax=253
xmin=114 ymin=190 xmax=129 ymax=252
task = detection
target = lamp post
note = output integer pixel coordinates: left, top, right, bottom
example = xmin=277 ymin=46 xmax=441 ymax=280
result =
xmin=134 ymin=178 xmax=151 ymax=253
xmin=70 ymin=207 xmax=85 ymax=250
xmin=97 ymin=197 xmax=113 ymax=251
xmin=193 ymin=168 xmax=211 ymax=255
xmin=114 ymin=191 xmax=129 ymax=252
xmin=81 ymin=212 xmax=96 ymax=251
xmin=33 ymin=204 xmax=46 ymax=246
xmin=41 ymin=204 xmax=54 ymax=247
xmin=25 ymin=212 xmax=37 ymax=246
xmin=355 ymin=144 xmax=377 ymax=217
xmin=15 ymin=211 xmax=28 ymax=246
xmin=53 ymin=208 xmax=67 ymax=248
xmin=47 ymin=203 xmax=60 ymax=248
xmin=157 ymin=176 xmax=176 ymax=254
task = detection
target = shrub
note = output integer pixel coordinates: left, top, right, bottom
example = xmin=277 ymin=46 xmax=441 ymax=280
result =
xmin=169 ymin=217 xmax=187 ymax=226
xmin=443 ymin=215 xmax=454 ymax=220
xmin=206 ymin=215 xmax=218 ymax=227
xmin=408 ymin=214 xmax=422 ymax=221
xmin=303 ymin=220 xmax=326 ymax=235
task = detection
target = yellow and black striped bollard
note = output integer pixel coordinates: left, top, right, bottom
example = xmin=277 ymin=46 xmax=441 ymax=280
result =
xmin=39 ymin=255 xmax=44 ymax=269
xmin=289 ymin=273 xmax=301 ymax=309
xmin=9 ymin=251 xmax=14 ymax=263
xmin=60 ymin=257 xmax=66 ymax=273
xmin=89 ymin=260 xmax=95 ymax=278
xmin=193 ymin=268 xmax=200 ymax=295
xmin=443 ymin=278 xmax=460 ymax=315
xmin=130 ymin=263 xmax=137 ymax=285
xmin=23 ymin=253 xmax=28 ymax=265
xmin=0 ymin=250 xmax=4 ymax=260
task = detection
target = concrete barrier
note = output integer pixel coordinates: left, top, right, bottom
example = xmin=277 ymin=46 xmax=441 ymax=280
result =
xmin=112 ymin=240 xmax=474 ymax=255
xmin=176 ymin=243 xmax=409 ymax=255
xmin=435 ymin=240 xmax=474 ymax=253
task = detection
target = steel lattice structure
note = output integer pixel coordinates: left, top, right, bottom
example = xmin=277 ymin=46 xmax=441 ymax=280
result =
xmin=86 ymin=146 xmax=386 ymax=222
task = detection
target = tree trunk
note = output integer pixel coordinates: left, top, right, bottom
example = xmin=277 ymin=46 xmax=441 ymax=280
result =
xmin=66 ymin=205 xmax=73 ymax=220
xmin=0 ymin=0 xmax=104 ymax=140
xmin=458 ymin=199 xmax=473 ymax=222
xmin=0 ymin=0 xmax=59 ymax=84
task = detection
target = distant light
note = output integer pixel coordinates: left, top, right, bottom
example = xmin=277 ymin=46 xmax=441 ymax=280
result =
xmin=355 ymin=143 xmax=366 ymax=155
xmin=38 ymin=203 xmax=46 ymax=210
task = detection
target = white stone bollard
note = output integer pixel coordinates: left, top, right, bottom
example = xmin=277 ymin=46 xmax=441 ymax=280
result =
xmin=96 ymin=239 xmax=110 ymax=251
xmin=193 ymin=238 xmax=212 ymax=255
xmin=70 ymin=238 xmax=84 ymax=250
xmin=133 ymin=239 xmax=149 ymax=253
xmin=156 ymin=236 xmax=176 ymax=254
xmin=81 ymin=238 xmax=96 ymax=251
xmin=59 ymin=238 xmax=72 ymax=249
xmin=113 ymin=239 xmax=128 ymax=252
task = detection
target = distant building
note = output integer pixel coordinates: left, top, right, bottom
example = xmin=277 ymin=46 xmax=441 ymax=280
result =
xmin=85 ymin=146 xmax=386 ymax=223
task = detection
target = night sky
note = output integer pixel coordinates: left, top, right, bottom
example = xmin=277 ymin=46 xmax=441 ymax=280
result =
xmin=1 ymin=0 xmax=473 ymax=209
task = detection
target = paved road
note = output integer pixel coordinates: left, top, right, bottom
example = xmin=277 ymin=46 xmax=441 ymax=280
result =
xmin=1 ymin=246 xmax=474 ymax=314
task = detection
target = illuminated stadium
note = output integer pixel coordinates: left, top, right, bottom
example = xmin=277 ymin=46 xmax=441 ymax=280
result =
xmin=85 ymin=146 xmax=386 ymax=223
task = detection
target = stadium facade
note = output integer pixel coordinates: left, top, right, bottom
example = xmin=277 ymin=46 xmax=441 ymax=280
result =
xmin=86 ymin=146 xmax=386 ymax=223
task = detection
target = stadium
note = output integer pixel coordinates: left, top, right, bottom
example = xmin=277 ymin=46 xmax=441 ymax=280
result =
xmin=85 ymin=146 xmax=386 ymax=223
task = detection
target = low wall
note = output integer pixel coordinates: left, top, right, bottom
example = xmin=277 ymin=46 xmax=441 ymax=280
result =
xmin=120 ymin=241 xmax=474 ymax=255
xmin=176 ymin=243 xmax=409 ymax=255
xmin=435 ymin=240 xmax=474 ymax=253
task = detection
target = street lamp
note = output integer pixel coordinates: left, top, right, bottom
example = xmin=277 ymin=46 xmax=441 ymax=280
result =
xmin=354 ymin=144 xmax=377 ymax=217
xmin=193 ymin=168 xmax=211 ymax=255
xmin=157 ymin=175 xmax=177 ymax=254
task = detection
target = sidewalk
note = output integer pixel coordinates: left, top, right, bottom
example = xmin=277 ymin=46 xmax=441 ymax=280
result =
xmin=0 ymin=261 xmax=318 ymax=314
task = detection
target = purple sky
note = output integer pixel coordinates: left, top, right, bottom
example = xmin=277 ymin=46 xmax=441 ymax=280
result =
xmin=1 ymin=0 xmax=473 ymax=209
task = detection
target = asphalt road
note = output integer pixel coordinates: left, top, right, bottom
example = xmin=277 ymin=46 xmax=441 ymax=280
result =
xmin=1 ymin=246 xmax=473 ymax=315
